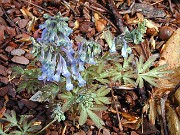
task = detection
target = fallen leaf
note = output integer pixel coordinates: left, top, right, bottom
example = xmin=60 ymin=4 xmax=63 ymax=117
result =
xmin=0 ymin=107 xmax=6 ymax=118
xmin=95 ymin=19 xmax=107 ymax=32
xmin=158 ymin=28 xmax=180 ymax=88
xmin=11 ymin=56 xmax=29 ymax=65
xmin=166 ymin=103 xmax=180 ymax=135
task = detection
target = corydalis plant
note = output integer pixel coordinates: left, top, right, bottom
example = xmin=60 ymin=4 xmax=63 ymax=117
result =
xmin=31 ymin=13 xmax=101 ymax=90
xmin=101 ymin=54 xmax=171 ymax=88
xmin=103 ymin=20 xmax=147 ymax=58
xmin=60 ymin=85 xmax=110 ymax=128
xmin=0 ymin=110 xmax=41 ymax=135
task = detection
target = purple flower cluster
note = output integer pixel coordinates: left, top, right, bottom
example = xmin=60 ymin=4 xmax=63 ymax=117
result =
xmin=37 ymin=13 xmax=73 ymax=47
xmin=38 ymin=48 xmax=86 ymax=91
xmin=35 ymin=13 xmax=101 ymax=91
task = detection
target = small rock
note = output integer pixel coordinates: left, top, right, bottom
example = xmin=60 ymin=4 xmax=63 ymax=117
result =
xmin=0 ymin=77 xmax=9 ymax=84
xmin=11 ymin=49 xmax=25 ymax=56
xmin=11 ymin=56 xmax=29 ymax=65
xmin=0 ymin=86 xmax=9 ymax=96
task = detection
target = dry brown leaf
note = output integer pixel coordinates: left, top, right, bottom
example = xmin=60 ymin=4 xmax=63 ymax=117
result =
xmin=166 ymin=104 xmax=180 ymax=135
xmin=148 ymin=94 xmax=156 ymax=125
xmin=158 ymin=28 xmax=180 ymax=88
xmin=20 ymin=7 xmax=38 ymax=32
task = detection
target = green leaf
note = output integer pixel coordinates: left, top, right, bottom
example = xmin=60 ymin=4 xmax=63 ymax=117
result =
xmin=2 ymin=110 xmax=18 ymax=126
xmin=94 ymin=97 xmax=111 ymax=104
xmin=136 ymin=76 xmax=144 ymax=88
xmin=79 ymin=105 xmax=88 ymax=125
xmin=95 ymin=78 xmax=109 ymax=84
xmin=141 ymin=75 xmax=158 ymax=87
xmin=10 ymin=130 xmax=22 ymax=135
xmin=12 ymin=66 xmax=24 ymax=75
xmin=90 ymin=105 xmax=108 ymax=111
xmin=140 ymin=55 xmax=157 ymax=73
xmin=103 ymin=30 xmax=114 ymax=51
xmin=61 ymin=91 xmax=73 ymax=99
xmin=86 ymin=109 xmax=105 ymax=128
xmin=62 ymin=97 xmax=74 ymax=112
xmin=0 ymin=127 xmax=7 ymax=135
xmin=123 ymin=77 xmax=136 ymax=86
xmin=96 ymin=87 xmax=110 ymax=97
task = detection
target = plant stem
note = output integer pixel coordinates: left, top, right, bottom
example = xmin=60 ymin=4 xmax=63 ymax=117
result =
xmin=35 ymin=119 xmax=56 ymax=135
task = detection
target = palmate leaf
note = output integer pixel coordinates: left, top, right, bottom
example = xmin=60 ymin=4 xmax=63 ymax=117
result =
xmin=86 ymin=108 xmax=105 ymax=128
xmin=136 ymin=55 xmax=172 ymax=88
xmin=79 ymin=105 xmax=88 ymax=126
xmin=141 ymin=75 xmax=158 ymax=87
xmin=2 ymin=110 xmax=18 ymax=126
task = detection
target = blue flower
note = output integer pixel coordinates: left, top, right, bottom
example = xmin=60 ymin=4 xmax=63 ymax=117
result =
xmin=61 ymin=55 xmax=71 ymax=78
xmin=52 ymin=71 xmax=61 ymax=82
xmin=78 ymin=61 xmax=85 ymax=72
xmin=61 ymin=47 xmax=75 ymax=63
xmin=121 ymin=38 xmax=132 ymax=58
xmin=77 ymin=73 xmax=86 ymax=87
xmin=66 ymin=76 xmax=73 ymax=91
xmin=109 ymin=38 xmax=116 ymax=53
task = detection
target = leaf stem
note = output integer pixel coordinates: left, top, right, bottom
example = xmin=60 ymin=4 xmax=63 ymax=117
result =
xmin=35 ymin=119 xmax=56 ymax=135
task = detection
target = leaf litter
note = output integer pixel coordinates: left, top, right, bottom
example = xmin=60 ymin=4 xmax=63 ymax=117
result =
xmin=0 ymin=0 xmax=179 ymax=135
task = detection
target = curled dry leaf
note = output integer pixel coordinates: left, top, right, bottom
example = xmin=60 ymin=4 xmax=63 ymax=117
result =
xmin=166 ymin=104 xmax=180 ymax=135
xmin=158 ymin=28 xmax=180 ymax=88
xmin=20 ymin=7 xmax=38 ymax=32
xmin=11 ymin=56 xmax=29 ymax=65
xmin=95 ymin=19 xmax=107 ymax=32
xmin=148 ymin=93 xmax=156 ymax=125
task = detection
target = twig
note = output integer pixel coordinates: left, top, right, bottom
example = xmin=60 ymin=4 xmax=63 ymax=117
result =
xmin=109 ymin=83 xmax=123 ymax=131
xmin=35 ymin=119 xmax=56 ymax=135
xmin=106 ymin=0 xmax=124 ymax=34
xmin=160 ymin=92 xmax=169 ymax=135
xmin=78 ymin=2 xmax=119 ymax=32
xmin=118 ymin=1 xmax=135 ymax=15
xmin=168 ymin=81 xmax=180 ymax=99
xmin=61 ymin=0 xmax=78 ymax=16
xmin=19 ymin=0 xmax=54 ymax=16
xmin=151 ymin=0 xmax=164 ymax=6
xmin=168 ymin=0 xmax=174 ymax=13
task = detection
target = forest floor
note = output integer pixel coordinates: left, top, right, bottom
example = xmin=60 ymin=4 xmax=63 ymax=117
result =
xmin=0 ymin=0 xmax=180 ymax=135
